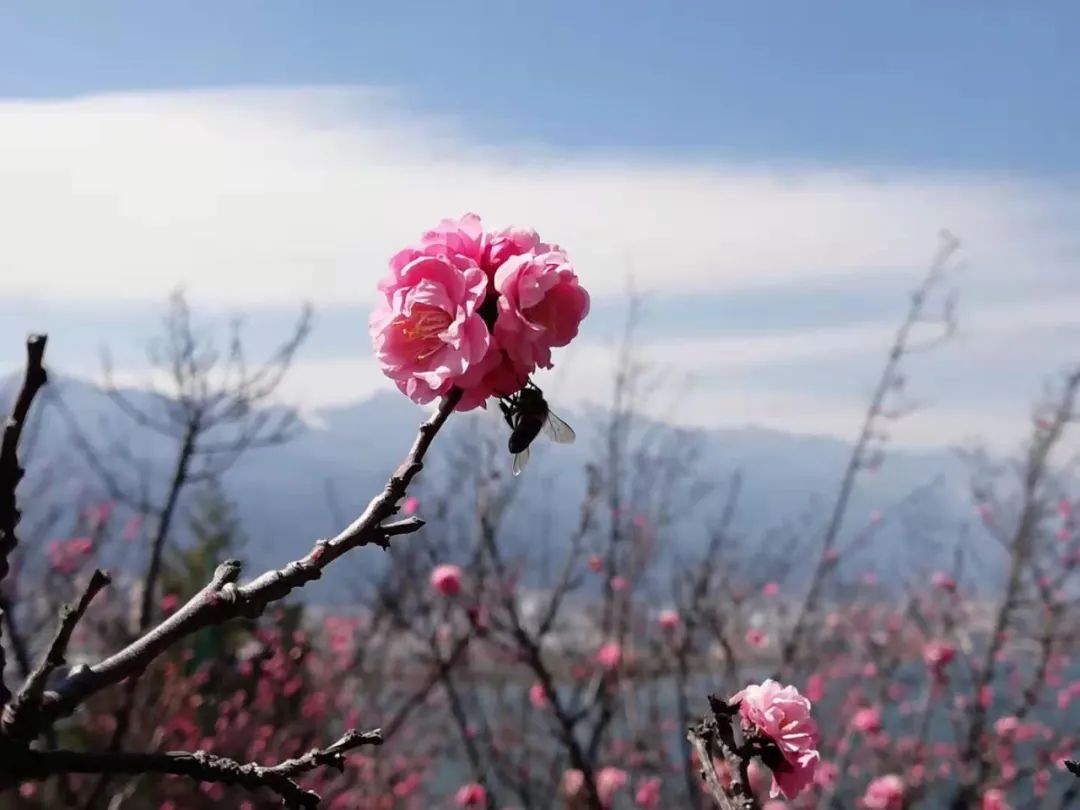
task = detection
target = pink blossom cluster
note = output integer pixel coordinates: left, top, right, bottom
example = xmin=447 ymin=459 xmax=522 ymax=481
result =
xmin=370 ymin=214 xmax=589 ymax=409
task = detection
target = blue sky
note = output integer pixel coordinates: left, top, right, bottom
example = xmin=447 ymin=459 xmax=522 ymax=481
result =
xmin=1 ymin=2 xmax=1078 ymax=447
xmin=3 ymin=1 xmax=1079 ymax=170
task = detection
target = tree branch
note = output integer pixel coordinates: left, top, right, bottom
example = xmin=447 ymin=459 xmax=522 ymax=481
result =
xmin=0 ymin=334 xmax=48 ymax=587
xmin=2 ymin=569 xmax=110 ymax=741
xmin=687 ymin=696 xmax=760 ymax=810
xmin=35 ymin=390 xmax=461 ymax=731
xmin=1 ymin=729 xmax=382 ymax=809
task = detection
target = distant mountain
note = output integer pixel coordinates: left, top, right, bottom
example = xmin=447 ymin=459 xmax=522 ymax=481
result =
xmin=3 ymin=374 xmax=987 ymax=601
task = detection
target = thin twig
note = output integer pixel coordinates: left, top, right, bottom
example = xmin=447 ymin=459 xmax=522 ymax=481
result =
xmin=2 ymin=569 xmax=110 ymax=741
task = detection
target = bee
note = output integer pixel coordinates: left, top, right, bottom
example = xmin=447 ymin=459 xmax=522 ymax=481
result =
xmin=499 ymin=384 xmax=576 ymax=475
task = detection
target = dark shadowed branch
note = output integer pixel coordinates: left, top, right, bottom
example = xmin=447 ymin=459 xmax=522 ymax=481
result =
xmin=0 ymin=335 xmax=48 ymax=707
xmin=1 ymin=569 xmax=110 ymax=742
xmin=1 ymin=729 xmax=383 ymax=809
xmin=0 ymin=335 xmax=48 ymax=588
xmin=687 ymin=696 xmax=760 ymax=810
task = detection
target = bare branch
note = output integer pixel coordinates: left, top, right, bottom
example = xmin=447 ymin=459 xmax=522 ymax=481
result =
xmin=35 ymin=390 xmax=461 ymax=730
xmin=1 ymin=728 xmax=382 ymax=809
xmin=2 ymin=569 xmax=110 ymax=741
xmin=0 ymin=335 xmax=48 ymax=587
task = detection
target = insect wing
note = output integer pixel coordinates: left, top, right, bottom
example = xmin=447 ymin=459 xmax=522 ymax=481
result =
xmin=541 ymin=410 xmax=576 ymax=444
xmin=512 ymin=447 xmax=531 ymax=476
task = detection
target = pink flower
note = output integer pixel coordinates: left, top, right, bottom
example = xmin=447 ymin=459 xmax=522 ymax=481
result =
xmin=160 ymin=593 xmax=180 ymax=614
xmin=483 ymin=225 xmax=551 ymax=283
xmin=562 ymin=769 xmax=585 ymax=798
xmin=813 ymin=761 xmax=838 ymax=790
xmin=995 ymin=716 xmax=1021 ymax=739
xmin=804 ymin=674 xmax=826 ymax=702
xmin=588 ymin=555 xmax=604 ymax=572
xmin=596 ymin=767 xmax=628 ymax=806
xmin=454 ymin=783 xmax=487 ymax=808
xmin=762 ymin=582 xmax=780 ymax=597
xmin=658 ymin=609 xmax=680 ymax=631
xmin=924 ymin=640 xmax=956 ymax=672
xmin=731 ymin=679 xmax=820 ymax=799
xmin=371 ymin=252 xmax=490 ymax=405
xmin=494 ymin=250 xmax=590 ymax=372
xmin=376 ymin=215 xmax=588 ymax=410
xmin=863 ymin=775 xmax=905 ymax=810
xmin=451 ymin=347 xmax=531 ymax=410
xmin=981 ymin=789 xmax=1010 ymax=810
xmin=745 ymin=628 xmax=768 ymax=648
xmin=595 ymin=642 xmax=623 ymax=671
xmin=528 ymin=682 xmax=549 ymax=709
xmin=390 ymin=213 xmax=485 ymax=272
xmin=402 ymin=496 xmax=420 ymax=516
xmin=610 ymin=575 xmax=629 ymax=592
xmin=634 ymin=777 xmax=662 ymax=808
xmin=430 ymin=564 xmax=463 ymax=597
xmin=393 ymin=772 xmax=423 ymax=798
xmin=851 ymin=706 xmax=882 ymax=735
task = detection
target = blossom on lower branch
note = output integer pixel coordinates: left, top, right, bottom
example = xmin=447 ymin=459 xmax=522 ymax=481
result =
xmin=370 ymin=214 xmax=589 ymax=409
xmin=731 ymin=679 xmax=820 ymax=800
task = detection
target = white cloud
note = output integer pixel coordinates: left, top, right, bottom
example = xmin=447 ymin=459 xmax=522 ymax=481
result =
xmin=1 ymin=86 xmax=1078 ymax=309
xmin=3 ymin=86 xmax=1078 ymax=448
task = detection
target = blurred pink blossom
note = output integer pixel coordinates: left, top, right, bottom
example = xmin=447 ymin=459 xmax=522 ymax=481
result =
xmin=923 ymin=640 xmax=956 ymax=673
xmin=658 ymin=609 xmax=680 ymax=631
xmin=746 ymin=628 xmax=768 ymax=648
xmin=931 ymin=571 xmax=957 ymax=591
xmin=454 ymin=783 xmax=486 ymax=808
xmin=813 ymin=761 xmax=838 ymax=790
xmin=596 ymin=767 xmax=628 ymax=806
xmin=851 ymin=706 xmax=882 ymax=734
xmin=562 ymin=769 xmax=584 ymax=798
xmin=595 ymin=642 xmax=623 ymax=671
xmin=47 ymin=536 xmax=94 ymax=574
xmin=634 ymin=777 xmax=661 ymax=808
xmin=995 ymin=716 xmax=1020 ymax=739
xmin=863 ymin=774 xmax=905 ymax=809
xmin=981 ymin=788 xmax=1010 ymax=810
xmin=121 ymin=513 xmax=143 ymax=541
xmin=430 ymin=564 xmax=463 ymax=597
xmin=402 ymin=496 xmax=420 ymax=516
